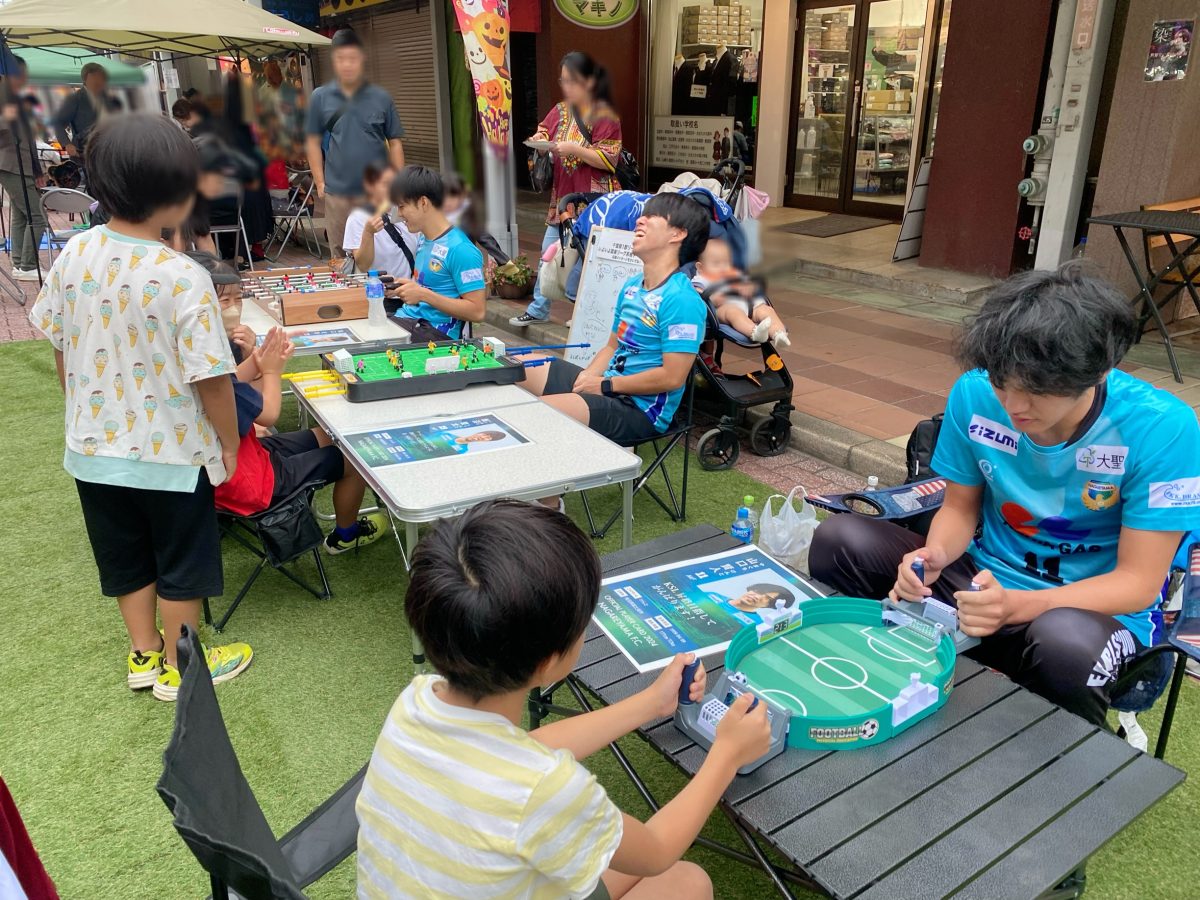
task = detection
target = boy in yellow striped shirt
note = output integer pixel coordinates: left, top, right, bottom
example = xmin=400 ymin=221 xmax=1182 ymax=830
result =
xmin=356 ymin=500 xmax=771 ymax=899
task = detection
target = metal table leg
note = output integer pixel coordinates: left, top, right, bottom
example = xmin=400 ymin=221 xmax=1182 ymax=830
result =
xmin=1113 ymin=225 xmax=1185 ymax=382
xmin=622 ymin=478 xmax=634 ymax=549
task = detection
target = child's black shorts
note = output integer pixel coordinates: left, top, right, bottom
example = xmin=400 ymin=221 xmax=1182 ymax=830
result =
xmin=260 ymin=430 xmax=346 ymax=503
xmin=541 ymin=358 xmax=662 ymax=445
xmin=76 ymin=472 xmax=223 ymax=600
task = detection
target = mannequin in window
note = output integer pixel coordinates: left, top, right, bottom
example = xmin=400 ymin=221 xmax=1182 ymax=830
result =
xmin=710 ymin=43 xmax=736 ymax=116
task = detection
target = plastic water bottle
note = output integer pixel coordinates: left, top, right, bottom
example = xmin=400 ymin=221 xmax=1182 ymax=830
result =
xmin=731 ymin=506 xmax=754 ymax=544
xmin=366 ymin=269 xmax=386 ymax=326
xmin=1071 ymin=236 xmax=1088 ymax=259
xmin=865 ymin=475 xmax=879 ymax=492
xmin=743 ymin=495 xmax=760 ymax=531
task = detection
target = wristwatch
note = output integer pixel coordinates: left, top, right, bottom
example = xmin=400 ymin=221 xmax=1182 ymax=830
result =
xmin=601 ymin=378 xmax=616 ymax=397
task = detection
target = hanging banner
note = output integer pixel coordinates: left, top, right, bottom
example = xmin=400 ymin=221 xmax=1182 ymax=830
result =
xmin=453 ymin=0 xmax=513 ymax=156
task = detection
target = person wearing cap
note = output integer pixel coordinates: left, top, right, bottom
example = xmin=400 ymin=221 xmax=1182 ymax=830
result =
xmin=52 ymin=62 xmax=121 ymax=159
xmin=305 ymin=28 xmax=405 ymax=262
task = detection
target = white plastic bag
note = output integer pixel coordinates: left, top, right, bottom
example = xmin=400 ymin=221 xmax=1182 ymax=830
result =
xmin=758 ymin=487 xmax=817 ymax=571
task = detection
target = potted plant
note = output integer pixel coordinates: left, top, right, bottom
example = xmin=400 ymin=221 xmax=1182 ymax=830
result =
xmin=489 ymin=256 xmax=535 ymax=300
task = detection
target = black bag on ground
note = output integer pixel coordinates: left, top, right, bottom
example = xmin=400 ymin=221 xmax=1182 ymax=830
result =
xmin=255 ymin=494 xmax=323 ymax=566
xmin=905 ymin=413 xmax=944 ymax=483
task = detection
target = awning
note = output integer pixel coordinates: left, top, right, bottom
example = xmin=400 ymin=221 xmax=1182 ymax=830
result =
xmin=0 ymin=0 xmax=331 ymax=59
xmin=17 ymin=46 xmax=146 ymax=87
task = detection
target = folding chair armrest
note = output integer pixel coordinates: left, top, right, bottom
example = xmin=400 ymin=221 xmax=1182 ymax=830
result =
xmin=1110 ymin=642 xmax=1184 ymax=696
xmin=278 ymin=764 xmax=368 ymax=888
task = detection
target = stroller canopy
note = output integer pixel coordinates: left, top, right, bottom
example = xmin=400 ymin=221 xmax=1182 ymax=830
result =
xmin=571 ymin=188 xmax=748 ymax=270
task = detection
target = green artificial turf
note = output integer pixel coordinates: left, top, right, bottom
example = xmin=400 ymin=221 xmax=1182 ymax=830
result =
xmin=0 ymin=337 xmax=1196 ymax=899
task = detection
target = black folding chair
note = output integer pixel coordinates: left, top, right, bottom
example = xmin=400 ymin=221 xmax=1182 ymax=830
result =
xmin=158 ymin=624 xmax=365 ymax=900
xmin=205 ymin=480 xmax=332 ymax=632
xmin=580 ymin=368 xmax=695 ymax=539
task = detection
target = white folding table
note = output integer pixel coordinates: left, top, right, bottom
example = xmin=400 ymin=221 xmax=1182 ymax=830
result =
xmin=239 ymin=298 xmax=406 ymax=356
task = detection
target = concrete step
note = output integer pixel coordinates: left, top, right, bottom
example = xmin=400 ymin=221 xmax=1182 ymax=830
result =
xmin=791 ymin=255 xmax=993 ymax=306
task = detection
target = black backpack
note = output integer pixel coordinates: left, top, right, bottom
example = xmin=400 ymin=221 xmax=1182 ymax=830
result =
xmin=905 ymin=413 xmax=944 ymax=483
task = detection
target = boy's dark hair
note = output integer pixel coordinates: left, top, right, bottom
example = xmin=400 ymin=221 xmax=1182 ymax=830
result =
xmin=391 ymin=164 xmax=444 ymax=209
xmin=362 ymin=161 xmax=392 ymax=186
xmin=957 ymin=264 xmax=1137 ymax=396
xmin=186 ymin=251 xmax=240 ymax=286
xmin=642 ymin=193 xmax=710 ymax=265
xmin=85 ymin=114 xmax=198 ymax=224
xmin=405 ymin=500 xmax=601 ymax=701
xmin=442 ymin=171 xmax=466 ymax=196
xmin=331 ymin=28 xmax=363 ymax=51
xmin=171 ymin=98 xmax=194 ymax=120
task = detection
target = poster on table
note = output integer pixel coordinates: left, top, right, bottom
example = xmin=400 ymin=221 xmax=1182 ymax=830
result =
xmin=1145 ymin=20 xmax=1193 ymax=81
xmin=593 ymin=546 xmax=826 ymax=672
xmin=344 ymin=415 xmax=528 ymax=468
xmin=258 ymin=327 xmax=360 ymax=349
xmin=453 ymin=0 xmax=512 ymax=153
xmin=652 ymin=116 xmax=735 ymax=171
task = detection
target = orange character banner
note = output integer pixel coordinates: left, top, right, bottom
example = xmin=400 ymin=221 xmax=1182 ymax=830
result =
xmin=452 ymin=0 xmax=512 ymax=155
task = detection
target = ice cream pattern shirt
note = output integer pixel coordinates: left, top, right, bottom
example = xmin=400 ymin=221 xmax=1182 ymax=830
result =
xmin=30 ymin=227 xmax=236 ymax=490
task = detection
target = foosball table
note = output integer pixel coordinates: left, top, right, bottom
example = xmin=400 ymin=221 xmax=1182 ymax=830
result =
xmin=243 ymin=265 xmax=389 ymax=326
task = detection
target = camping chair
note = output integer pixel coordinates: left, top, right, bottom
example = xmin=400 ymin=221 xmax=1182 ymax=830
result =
xmin=265 ymin=166 xmax=320 ymax=261
xmin=204 ymin=480 xmax=332 ymax=632
xmin=39 ymin=187 xmax=95 ymax=266
xmin=579 ymin=366 xmax=695 ymax=539
xmin=210 ymin=179 xmax=255 ymax=272
xmin=157 ymin=624 xmax=365 ymax=900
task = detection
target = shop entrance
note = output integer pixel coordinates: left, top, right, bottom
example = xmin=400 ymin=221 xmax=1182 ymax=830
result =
xmin=785 ymin=0 xmax=950 ymax=217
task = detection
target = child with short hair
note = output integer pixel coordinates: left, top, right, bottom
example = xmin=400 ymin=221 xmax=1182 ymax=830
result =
xmin=388 ymin=165 xmax=487 ymax=339
xmin=693 ymin=238 xmax=789 ymax=349
xmin=29 ymin=113 xmax=253 ymax=702
xmin=356 ymin=500 xmax=770 ymax=899
xmin=192 ymin=252 xmax=390 ymax=554
xmin=342 ymin=163 xmax=418 ymax=279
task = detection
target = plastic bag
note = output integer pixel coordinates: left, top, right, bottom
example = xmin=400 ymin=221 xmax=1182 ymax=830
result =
xmin=758 ymin=487 xmax=817 ymax=571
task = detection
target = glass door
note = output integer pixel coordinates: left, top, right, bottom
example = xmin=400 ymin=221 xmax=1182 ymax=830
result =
xmin=846 ymin=0 xmax=928 ymax=212
xmin=786 ymin=4 xmax=857 ymax=209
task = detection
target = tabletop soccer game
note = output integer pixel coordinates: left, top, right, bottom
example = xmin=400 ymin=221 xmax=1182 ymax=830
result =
xmin=676 ymin=593 xmax=961 ymax=770
xmin=286 ymin=337 xmax=528 ymax=402
xmin=242 ymin=266 xmax=384 ymax=327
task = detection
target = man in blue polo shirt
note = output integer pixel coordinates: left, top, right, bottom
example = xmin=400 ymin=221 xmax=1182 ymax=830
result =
xmin=305 ymin=29 xmax=405 ymax=259
xmin=521 ymin=193 xmax=709 ymax=445
xmin=809 ymin=267 xmax=1200 ymax=725
xmin=389 ymin=166 xmax=485 ymax=339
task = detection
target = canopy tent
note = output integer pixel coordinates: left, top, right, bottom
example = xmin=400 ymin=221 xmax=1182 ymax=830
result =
xmin=0 ymin=0 xmax=331 ymax=59
xmin=18 ymin=46 xmax=146 ymax=86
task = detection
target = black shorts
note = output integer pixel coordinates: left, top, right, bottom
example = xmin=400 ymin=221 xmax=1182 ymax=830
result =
xmin=260 ymin=430 xmax=346 ymax=503
xmin=76 ymin=472 xmax=223 ymax=600
xmin=541 ymin=358 xmax=660 ymax=445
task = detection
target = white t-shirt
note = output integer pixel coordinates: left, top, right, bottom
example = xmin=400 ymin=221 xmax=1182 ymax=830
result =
xmin=343 ymin=208 xmax=418 ymax=279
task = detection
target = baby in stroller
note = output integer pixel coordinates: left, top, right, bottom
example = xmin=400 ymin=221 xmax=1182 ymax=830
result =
xmin=692 ymin=238 xmax=790 ymax=349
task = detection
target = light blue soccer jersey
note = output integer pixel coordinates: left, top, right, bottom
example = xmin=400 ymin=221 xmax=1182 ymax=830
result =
xmin=395 ymin=226 xmax=484 ymax=338
xmin=932 ymin=369 xmax=1200 ymax=645
xmin=605 ymin=271 xmax=705 ymax=431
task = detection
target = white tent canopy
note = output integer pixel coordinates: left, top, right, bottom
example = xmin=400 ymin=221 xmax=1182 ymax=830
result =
xmin=0 ymin=0 xmax=330 ymax=58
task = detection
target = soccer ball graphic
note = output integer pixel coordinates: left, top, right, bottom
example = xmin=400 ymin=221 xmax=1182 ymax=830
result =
xmin=860 ymin=719 xmax=879 ymax=739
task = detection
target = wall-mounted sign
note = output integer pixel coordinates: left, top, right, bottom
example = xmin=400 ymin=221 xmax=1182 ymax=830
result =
xmin=1145 ymin=19 xmax=1193 ymax=82
xmin=553 ymin=0 xmax=639 ymax=30
xmin=652 ymin=115 xmax=733 ymax=170
xmin=319 ymin=0 xmax=394 ymax=18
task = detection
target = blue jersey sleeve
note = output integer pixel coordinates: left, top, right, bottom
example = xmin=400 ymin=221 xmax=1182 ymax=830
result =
xmin=1122 ymin=405 xmax=1200 ymax=531
xmin=657 ymin=278 xmax=706 ymax=355
xmin=931 ymin=373 xmax=985 ymax=487
xmin=449 ymin=239 xmax=485 ymax=296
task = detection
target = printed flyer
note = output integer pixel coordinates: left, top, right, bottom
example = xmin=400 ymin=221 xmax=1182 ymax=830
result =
xmin=344 ymin=415 xmax=528 ymax=468
xmin=594 ymin=545 xmax=825 ymax=671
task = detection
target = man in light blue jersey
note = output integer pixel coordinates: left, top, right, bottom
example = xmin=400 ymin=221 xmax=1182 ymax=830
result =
xmin=810 ymin=267 xmax=1200 ymax=725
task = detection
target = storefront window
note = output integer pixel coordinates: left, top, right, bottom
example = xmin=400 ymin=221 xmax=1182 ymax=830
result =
xmin=793 ymin=5 xmax=857 ymax=199
xmin=648 ymin=0 xmax=765 ymax=177
xmin=923 ymin=0 xmax=952 ymax=156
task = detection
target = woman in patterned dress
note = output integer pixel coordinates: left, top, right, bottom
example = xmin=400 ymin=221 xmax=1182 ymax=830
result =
xmin=510 ymin=51 xmax=623 ymax=327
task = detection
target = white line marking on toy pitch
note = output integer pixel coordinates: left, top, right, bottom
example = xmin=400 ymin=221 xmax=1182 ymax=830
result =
xmin=860 ymin=628 xmax=935 ymax=667
xmin=781 ymin=637 xmax=892 ymax=703
xmin=759 ymin=689 xmax=807 ymax=716
xmin=884 ymin=625 xmax=941 ymax=654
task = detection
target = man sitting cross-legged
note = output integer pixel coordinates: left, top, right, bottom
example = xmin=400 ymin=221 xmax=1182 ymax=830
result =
xmin=808 ymin=266 xmax=1200 ymax=726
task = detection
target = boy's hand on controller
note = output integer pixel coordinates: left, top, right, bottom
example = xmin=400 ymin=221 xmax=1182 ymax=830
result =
xmin=889 ymin=547 xmax=948 ymax=603
xmin=954 ymin=569 xmax=1010 ymax=637
xmin=712 ymin=692 xmax=771 ymax=770
xmin=645 ymin=653 xmax=705 ymax=717
xmin=393 ymin=278 xmax=427 ymax=306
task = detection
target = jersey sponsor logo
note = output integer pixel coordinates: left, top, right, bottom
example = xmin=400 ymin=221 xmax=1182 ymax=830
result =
xmin=1081 ymin=480 xmax=1120 ymax=511
xmin=667 ymin=323 xmax=699 ymax=342
xmin=1076 ymin=444 xmax=1128 ymax=475
xmin=461 ymin=268 xmax=483 ymax=283
xmin=1001 ymin=503 xmax=1098 ymax=555
xmin=978 ymin=460 xmax=996 ymax=482
xmin=616 ymin=320 xmax=639 ymax=350
xmin=430 ymin=243 xmax=450 ymax=261
xmin=428 ymin=259 xmax=444 ymax=273
xmin=1149 ymin=477 xmax=1200 ymax=509
xmin=643 ymin=293 xmax=662 ymax=313
xmin=968 ymin=415 xmax=1019 ymax=455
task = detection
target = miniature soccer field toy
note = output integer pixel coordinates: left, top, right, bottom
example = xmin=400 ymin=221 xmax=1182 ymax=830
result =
xmin=886 ymin=560 xmax=981 ymax=654
xmin=285 ymin=338 xmax=526 ymax=402
xmin=675 ymin=595 xmax=958 ymax=761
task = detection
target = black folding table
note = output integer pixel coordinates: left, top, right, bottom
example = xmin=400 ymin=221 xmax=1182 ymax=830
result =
xmin=537 ymin=525 xmax=1185 ymax=899
xmin=1088 ymin=209 xmax=1200 ymax=383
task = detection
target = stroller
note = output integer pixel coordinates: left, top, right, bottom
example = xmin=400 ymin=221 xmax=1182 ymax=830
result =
xmin=553 ymin=185 xmax=794 ymax=470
